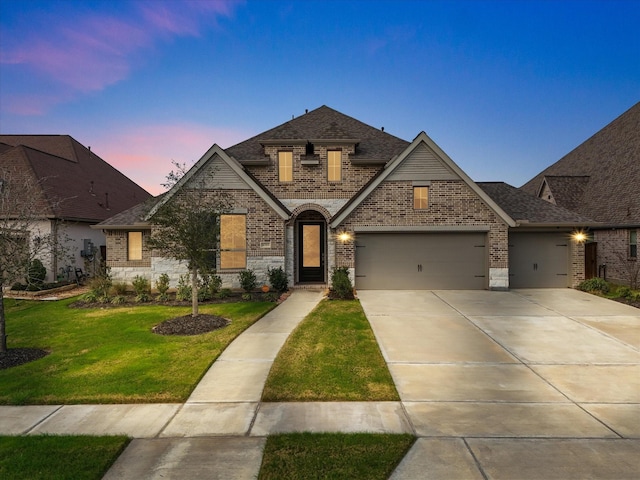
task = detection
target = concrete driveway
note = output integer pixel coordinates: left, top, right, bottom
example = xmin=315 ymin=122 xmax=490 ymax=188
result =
xmin=358 ymin=288 xmax=640 ymax=480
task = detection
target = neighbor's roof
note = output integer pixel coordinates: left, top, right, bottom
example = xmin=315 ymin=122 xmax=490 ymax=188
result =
xmin=0 ymin=135 xmax=151 ymax=222
xmin=226 ymin=105 xmax=410 ymax=164
xmin=478 ymin=182 xmax=598 ymax=226
xmin=520 ymin=102 xmax=640 ymax=226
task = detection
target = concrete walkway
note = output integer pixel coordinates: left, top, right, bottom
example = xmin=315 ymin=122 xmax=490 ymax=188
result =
xmin=1 ymin=288 xmax=639 ymax=479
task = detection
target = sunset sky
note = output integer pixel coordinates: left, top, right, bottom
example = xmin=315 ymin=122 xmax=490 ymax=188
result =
xmin=1 ymin=0 xmax=638 ymax=195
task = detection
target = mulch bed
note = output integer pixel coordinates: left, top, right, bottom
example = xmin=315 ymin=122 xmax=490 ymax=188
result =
xmin=613 ymin=297 xmax=640 ymax=309
xmin=0 ymin=348 xmax=50 ymax=370
xmin=152 ymin=314 xmax=230 ymax=336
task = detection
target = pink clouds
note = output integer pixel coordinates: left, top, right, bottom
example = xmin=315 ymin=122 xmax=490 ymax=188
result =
xmin=92 ymin=122 xmax=250 ymax=195
xmin=0 ymin=0 xmax=242 ymax=112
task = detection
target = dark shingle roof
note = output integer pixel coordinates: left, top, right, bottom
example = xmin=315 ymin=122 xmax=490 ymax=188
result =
xmin=96 ymin=195 xmax=162 ymax=228
xmin=0 ymin=135 xmax=151 ymax=222
xmin=225 ymin=105 xmax=409 ymax=164
xmin=478 ymin=182 xmax=596 ymax=226
xmin=520 ymin=102 xmax=640 ymax=226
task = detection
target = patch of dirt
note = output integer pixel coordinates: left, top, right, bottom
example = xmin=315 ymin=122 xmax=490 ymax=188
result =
xmin=152 ymin=314 xmax=230 ymax=336
xmin=0 ymin=348 xmax=50 ymax=370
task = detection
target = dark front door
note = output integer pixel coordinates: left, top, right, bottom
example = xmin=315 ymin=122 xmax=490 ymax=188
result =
xmin=585 ymin=242 xmax=597 ymax=279
xmin=298 ymin=222 xmax=325 ymax=283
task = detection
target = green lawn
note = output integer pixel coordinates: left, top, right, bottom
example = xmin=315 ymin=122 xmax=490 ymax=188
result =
xmin=0 ymin=298 xmax=274 ymax=404
xmin=0 ymin=435 xmax=130 ymax=480
xmin=259 ymin=433 xmax=415 ymax=480
xmin=262 ymin=299 xmax=399 ymax=401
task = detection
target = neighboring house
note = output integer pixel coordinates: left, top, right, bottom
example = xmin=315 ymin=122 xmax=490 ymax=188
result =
xmin=521 ymin=102 xmax=640 ymax=286
xmin=98 ymin=106 xmax=590 ymax=290
xmin=0 ymin=135 xmax=151 ymax=283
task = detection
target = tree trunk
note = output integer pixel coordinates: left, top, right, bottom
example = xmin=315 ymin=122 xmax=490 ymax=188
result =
xmin=0 ymin=285 xmax=7 ymax=352
xmin=191 ymin=268 xmax=199 ymax=318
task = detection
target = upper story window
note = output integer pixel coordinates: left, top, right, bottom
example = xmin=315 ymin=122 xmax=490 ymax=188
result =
xmin=630 ymin=230 xmax=637 ymax=258
xmin=220 ymin=214 xmax=246 ymax=269
xmin=327 ymin=150 xmax=342 ymax=182
xmin=128 ymin=231 xmax=143 ymax=261
xmin=278 ymin=151 xmax=293 ymax=182
xmin=413 ymin=186 xmax=429 ymax=209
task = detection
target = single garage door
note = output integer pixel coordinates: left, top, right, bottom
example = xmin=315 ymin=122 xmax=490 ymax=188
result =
xmin=509 ymin=232 xmax=569 ymax=288
xmin=355 ymin=232 xmax=487 ymax=290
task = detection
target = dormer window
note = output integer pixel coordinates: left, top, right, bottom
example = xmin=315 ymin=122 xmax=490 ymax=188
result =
xmin=327 ymin=150 xmax=342 ymax=182
xmin=278 ymin=151 xmax=293 ymax=182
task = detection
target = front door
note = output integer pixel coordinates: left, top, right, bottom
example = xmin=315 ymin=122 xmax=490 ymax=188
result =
xmin=298 ymin=222 xmax=325 ymax=283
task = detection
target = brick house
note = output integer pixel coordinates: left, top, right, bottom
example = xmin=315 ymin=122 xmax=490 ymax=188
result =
xmin=521 ymin=102 xmax=640 ymax=287
xmin=97 ymin=106 xmax=590 ymax=290
xmin=0 ymin=135 xmax=151 ymax=283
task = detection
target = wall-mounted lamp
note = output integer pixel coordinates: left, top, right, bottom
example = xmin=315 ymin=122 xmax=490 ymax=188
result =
xmin=572 ymin=231 xmax=587 ymax=243
xmin=337 ymin=232 xmax=351 ymax=243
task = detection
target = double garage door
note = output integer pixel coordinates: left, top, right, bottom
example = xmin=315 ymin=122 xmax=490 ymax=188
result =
xmin=355 ymin=232 xmax=487 ymax=290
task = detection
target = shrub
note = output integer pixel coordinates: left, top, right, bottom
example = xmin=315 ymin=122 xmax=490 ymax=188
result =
xmin=155 ymin=274 xmax=170 ymax=295
xmin=80 ymin=290 xmax=99 ymax=304
xmin=132 ymin=275 xmax=150 ymax=295
xmin=238 ymin=269 xmax=257 ymax=293
xmin=26 ymin=259 xmax=47 ymax=289
xmin=110 ymin=282 xmax=128 ymax=296
xmin=242 ymin=292 xmax=253 ymax=301
xmin=577 ymin=277 xmax=609 ymax=294
xmin=264 ymin=292 xmax=278 ymax=302
xmin=175 ymin=274 xmax=192 ymax=301
xmin=110 ymin=295 xmax=126 ymax=305
xmin=267 ymin=266 xmax=288 ymax=293
xmin=87 ymin=274 xmax=112 ymax=302
xmin=616 ymin=285 xmax=633 ymax=299
xmin=216 ymin=288 xmax=232 ymax=299
xmin=330 ymin=266 xmax=353 ymax=299
xmin=197 ymin=273 xmax=222 ymax=301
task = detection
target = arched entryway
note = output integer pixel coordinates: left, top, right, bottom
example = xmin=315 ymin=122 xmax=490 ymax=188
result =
xmin=295 ymin=210 xmax=327 ymax=284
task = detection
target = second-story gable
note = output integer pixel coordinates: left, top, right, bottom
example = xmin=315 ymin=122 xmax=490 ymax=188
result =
xmin=226 ymin=106 xmax=409 ymax=203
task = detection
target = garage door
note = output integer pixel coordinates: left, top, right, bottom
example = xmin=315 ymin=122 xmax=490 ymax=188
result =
xmin=355 ymin=232 xmax=487 ymax=290
xmin=509 ymin=232 xmax=569 ymax=288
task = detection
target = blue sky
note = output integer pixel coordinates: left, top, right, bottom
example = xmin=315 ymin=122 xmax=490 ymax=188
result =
xmin=1 ymin=0 xmax=638 ymax=195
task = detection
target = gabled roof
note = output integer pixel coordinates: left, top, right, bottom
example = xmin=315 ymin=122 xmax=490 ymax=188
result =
xmin=478 ymin=182 xmax=597 ymax=227
xmin=521 ymin=102 xmax=640 ymax=226
xmin=330 ymin=132 xmax=517 ymax=228
xmin=145 ymin=144 xmax=291 ymax=221
xmin=226 ymin=105 xmax=410 ymax=164
xmin=0 ymin=135 xmax=151 ymax=222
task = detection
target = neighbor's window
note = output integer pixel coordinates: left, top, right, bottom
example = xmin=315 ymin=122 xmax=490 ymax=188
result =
xmin=128 ymin=231 xmax=143 ymax=261
xmin=327 ymin=150 xmax=342 ymax=182
xmin=278 ymin=151 xmax=293 ymax=182
xmin=630 ymin=230 xmax=638 ymax=258
xmin=220 ymin=214 xmax=246 ymax=269
xmin=413 ymin=186 xmax=429 ymax=209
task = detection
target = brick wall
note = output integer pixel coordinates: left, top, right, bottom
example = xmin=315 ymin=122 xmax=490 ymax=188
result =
xmin=335 ymin=180 xmax=509 ymax=270
xmin=594 ymin=229 xmax=638 ymax=286
xmin=247 ymin=144 xmax=380 ymax=199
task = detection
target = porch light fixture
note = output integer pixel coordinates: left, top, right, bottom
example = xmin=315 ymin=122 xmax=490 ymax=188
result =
xmin=338 ymin=232 xmax=351 ymax=243
xmin=572 ymin=231 xmax=587 ymax=243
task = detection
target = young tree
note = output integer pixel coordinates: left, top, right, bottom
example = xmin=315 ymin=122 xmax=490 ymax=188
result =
xmin=146 ymin=186 xmax=231 ymax=318
xmin=0 ymin=166 xmax=67 ymax=352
